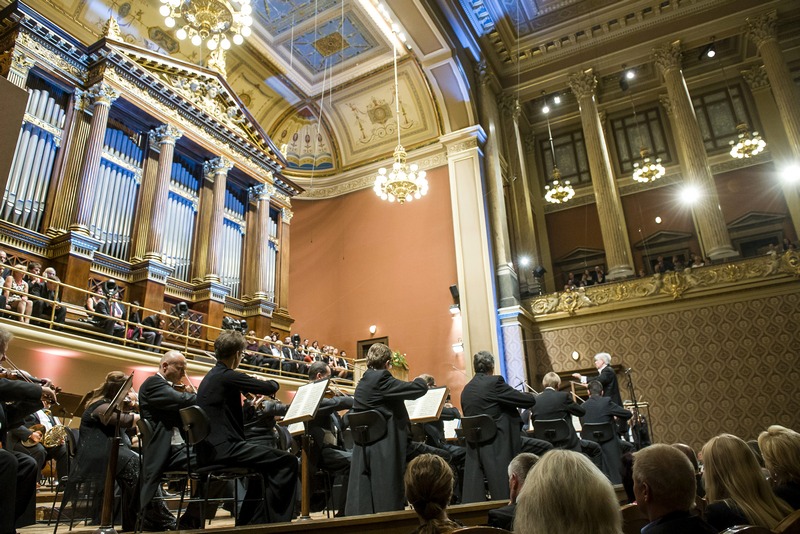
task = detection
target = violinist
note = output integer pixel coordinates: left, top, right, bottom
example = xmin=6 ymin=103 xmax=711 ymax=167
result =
xmin=0 ymin=326 xmax=57 ymax=534
xmin=62 ymin=372 xmax=173 ymax=532
xmin=243 ymin=392 xmax=290 ymax=450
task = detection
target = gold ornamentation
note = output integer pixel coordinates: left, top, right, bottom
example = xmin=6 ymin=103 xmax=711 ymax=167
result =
xmin=568 ymin=69 xmax=597 ymax=99
xmin=152 ymin=124 xmax=183 ymax=145
xmin=652 ymin=41 xmax=682 ymax=74
xmin=103 ymin=17 xmax=123 ymax=41
xmin=207 ymin=47 xmax=227 ymax=78
xmin=204 ymin=156 xmax=233 ymax=177
xmin=314 ymin=32 xmax=348 ymax=57
xmin=88 ymin=82 xmax=120 ymax=107
xmin=281 ymin=207 xmax=293 ymax=223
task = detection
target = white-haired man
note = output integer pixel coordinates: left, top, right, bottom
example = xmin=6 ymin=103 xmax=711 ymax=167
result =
xmin=572 ymin=352 xmax=622 ymax=406
xmin=487 ymin=452 xmax=539 ymax=530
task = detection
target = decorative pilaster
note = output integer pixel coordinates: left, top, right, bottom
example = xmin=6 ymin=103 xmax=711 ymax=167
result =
xmin=250 ymin=183 xmax=274 ymax=298
xmin=568 ymin=69 xmax=635 ymax=279
xmin=144 ymin=124 xmax=183 ymax=260
xmin=203 ymin=156 xmax=233 ymax=281
xmin=524 ymin=132 xmax=555 ymax=293
xmin=653 ymin=42 xmax=737 ymax=260
xmin=476 ymin=60 xmax=519 ymax=307
xmin=276 ymin=206 xmax=292 ymax=308
xmin=5 ymin=50 xmax=35 ymax=88
xmin=747 ymin=12 xmax=800 ymax=162
xmin=70 ymin=82 xmax=119 ymax=234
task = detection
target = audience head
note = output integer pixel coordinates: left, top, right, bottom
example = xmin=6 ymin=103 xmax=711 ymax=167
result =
xmin=0 ymin=325 xmax=12 ymax=359
xmin=366 ymin=343 xmax=392 ymax=370
xmin=701 ymin=433 xmax=793 ymax=528
xmin=594 ymin=352 xmax=611 ymax=369
xmin=308 ymin=361 xmax=330 ymax=381
xmin=672 ymin=443 xmax=700 ymax=474
xmin=633 ymin=444 xmax=696 ymax=521
xmin=159 ymin=351 xmax=187 ymax=383
xmin=404 ymin=454 xmax=454 ymax=526
xmin=418 ymin=373 xmax=435 ymax=387
xmin=214 ymin=330 xmax=247 ymax=364
xmin=13 ymin=263 xmax=27 ymax=280
xmin=542 ymin=371 xmax=561 ymax=389
xmin=514 ymin=450 xmax=622 ymax=534
xmin=508 ymin=453 xmax=538 ymax=503
xmin=588 ymin=380 xmax=604 ymax=397
xmin=758 ymin=425 xmax=800 ymax=486
xmin=29 ymin=261 xmax=42 ymax=275
xmin=473 ymin=351 xmax=495 ymax=374
xmin=0 ymin=250 xmax=6 ymax=264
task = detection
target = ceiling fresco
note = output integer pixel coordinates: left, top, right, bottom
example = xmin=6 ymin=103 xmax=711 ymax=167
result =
xmin=272 ymin=106 xmax=336 ymax=171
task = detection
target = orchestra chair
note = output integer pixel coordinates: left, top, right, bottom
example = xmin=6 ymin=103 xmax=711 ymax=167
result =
xmin=718 ymin=527 xmax=771 ymax=534
xmin=581 ymin=422 xmax=623 ymax=484
xmin=344 ymin=410 xmax=387 ymax=475
xmin=774 ymin=509 xmax=800 ymax=534
xmin=620 ymin=503 xmax=648 ymax=534
xmin=410 ymin=423 xmax=427 ymax=443
xmin=49 ymin=428 xmax=78 ymax=527
xmin=179 ymin=406 xmax=268 ymax=528
xmin=531 ymin=418 xmax=572 ymax=449
xmin=453 ymin=527 xmax=511 ymax=533
xmin=134 ymin=419 xmax=191 ymax=533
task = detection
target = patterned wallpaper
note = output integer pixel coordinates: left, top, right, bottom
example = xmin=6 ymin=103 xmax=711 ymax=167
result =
xmin=529 ymin=287 xmax=800 ymax=451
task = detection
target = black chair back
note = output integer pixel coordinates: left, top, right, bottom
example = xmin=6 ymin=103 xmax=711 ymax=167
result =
xmin=179 ymin=405 xmax=211 ymax=446
xmin=581 ymin=422 xmax=615 ymax=443
xmin=460 ymin=415 xmax=497 ymax=444
xmin=64 ymin=427 xmax=78 ymax=458
xmin=136 ymin=418 xmax=155 ymax=449
xmin=532 ymin=418 xmax=571 ymax=444
xmin=410 ymin=423 xmax=427 ymax=443
xmin=344 ymin=410 xmax=387 ymax=445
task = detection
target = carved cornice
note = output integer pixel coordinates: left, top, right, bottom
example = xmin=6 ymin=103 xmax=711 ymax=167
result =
xmin=568 ymin=69 xmax=597 ymax=100
xmin=102 ymin=17 xmax=123 ymax=41
xmin=528 ymin=251 xmax=800 ymax=317
xmin=741 ymin=65 xmax=770 ymax=92
xmin=151 ymin=124 xmax=183 ymax=146
xmin=129 ymin=259 xmax=174 ymax=284
xmin=653 ymin=41 xmax=682 ymax=75
xmin=746 ymin=11 xmax=777 ymax=48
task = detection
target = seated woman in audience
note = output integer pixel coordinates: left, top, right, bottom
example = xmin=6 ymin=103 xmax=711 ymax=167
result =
xmin=514 ymin=450 xmax=622 ymax=534
xmin=673 ymin=443 xmax=705 ymax=498
xmin=4 ymin=263 xmax=32 ymax=323
xmin=701 ymin=433 xmax=793 ymax=531
xmin=405 ymin=454 xmax=461 ymax=534
xmin=758 ymin=425 xmax=800 ymax=509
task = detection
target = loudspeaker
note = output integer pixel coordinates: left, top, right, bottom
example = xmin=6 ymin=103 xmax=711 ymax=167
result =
xmin=449 ymin=285 xmax=459 ymax=300
xmin=533 ymin=266 xmax=547 ymax=278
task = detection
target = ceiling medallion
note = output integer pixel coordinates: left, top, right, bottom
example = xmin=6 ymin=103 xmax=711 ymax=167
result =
xmin=159 ymin=0 xmax=253 ymax=50
xmin=729 ymin=123 xmax=766 ymax=159
xmin=632 ymin=147 xmax=665 ymax=183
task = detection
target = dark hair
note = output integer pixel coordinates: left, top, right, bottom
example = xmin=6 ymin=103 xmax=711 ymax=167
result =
xmin=588 ymin=380 xmax=603 ymax=396
xmin=473 ymin=351 xmax=495 ymax=374
xmin=214 ymin=330 xmax=246 ymax=360
xmin=87 ymin=371 xmax=127 ymax=407
xmin=366 ymin=343 xmax=392 ymax=369
xmin=308 ymin=361 xmax=330 ymax=380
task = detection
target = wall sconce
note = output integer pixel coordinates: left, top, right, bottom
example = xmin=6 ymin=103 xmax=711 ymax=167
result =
xmin=449 ymin=304 xmax=461 ymax=316
xmin=571 ymin=350 xmax=580 ymax=361
xmin=369 ymin=325 xmax=377 ymax=335
xmin=452 ymin=340 xmax=464 ymax=353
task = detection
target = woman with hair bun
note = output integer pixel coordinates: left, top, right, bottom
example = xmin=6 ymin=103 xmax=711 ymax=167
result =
xmin=404 ymin=454 xmax=461 ymax=534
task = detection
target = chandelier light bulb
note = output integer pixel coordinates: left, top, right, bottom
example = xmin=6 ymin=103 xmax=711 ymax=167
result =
xmin=233 ymin=34 xmax=243 ymax=45
xmin=207 ymin=38 xmax=217 ymax=50
xmin=632 ymin=148 xmax=665 ymax=183
xmin=241 ymin=3 xmax=252 ymax=15
xmin=161 ymin=0 xmax=251 ymax=48
xmin=176 ymin=27 xmax=187 ymax=40
xmin=221 ymin=38 xmax=231 ymax=49
xmin=241 ymin=26 xmax=252 ymax=37
xmin=544 ymin=167 xmax=576 ymax=204
xmin=191 ymin=34 xmax=201 ymax=46
xmin=729 ymin=124 xmax=766 ymax=159
xmin=164 ymin=16 xmax=175 ymax=27
xmin=159 ymin=5 xmax=171 ymax=16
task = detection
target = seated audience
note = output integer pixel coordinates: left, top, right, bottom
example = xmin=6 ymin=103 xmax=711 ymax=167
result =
xmin=701 ymin=433 xmax=793 ymax=531
xmin=91 ymin=280 xmax=126 ymax=340
xmin=633 ymin=444 xmax=716 ymax=533
xmin=514 ymin=449 xmax=622 ymax=534
xmin=487 ymin=452 xmax=538 ymax=530
xmin=672 ymin=442 xmax=705 ymax=498
xmin=4 ymin=263 xmax=32 ymax=323
xmin=404 ymin=454 xmax=462 ymax=534
xmin=758 ymin=425 xmax=800 ymax=509
xmin=140 ymin=309 xmax=165 ymax=352
xmin=30 ymin=267 xmax=66 ymax=326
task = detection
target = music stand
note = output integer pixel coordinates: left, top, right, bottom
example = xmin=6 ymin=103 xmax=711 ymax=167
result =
xmin=49 ymin=392 xmax=86 ymax=422
xmin=96 ymin=372 xmax=134 ymax=534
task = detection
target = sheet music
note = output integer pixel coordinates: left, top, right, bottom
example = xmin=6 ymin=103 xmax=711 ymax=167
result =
xmin=287 ymin=421 xmax=305 ymax=436
xmin=443 ymin=418 xmax=459 ymax=440
xmin=404 ymin=386 xmax=449 ymax=423
xmin=281 ymin=378 xmax=329 ymax=426
xmin=572 ymin=415 xmax=582 ymax=432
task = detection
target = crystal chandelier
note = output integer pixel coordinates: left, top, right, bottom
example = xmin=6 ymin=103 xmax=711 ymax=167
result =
xmin=632 ymin=147 xmax=665 ymax=183
xmin=729 ymin=123 xmax=766 ymax=159
xmin=373 ymin=41 xmax=427 ymax=204
xmin=159 ymin=0 xmax=253 ymax=50
xmin=542 ymin=96 xmax=574 ymax=204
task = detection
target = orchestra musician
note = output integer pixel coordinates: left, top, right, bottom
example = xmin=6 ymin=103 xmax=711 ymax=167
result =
xmin=8 ymin=399 xmax=69 ymax=488
xmin=572 ymin=352 xmax=626 ymax=436
xmin=345 ymin=343 xmax=428 ymax=516
xmin=195 ymin=330 xmax=297 ymax=525
xmin=0 ymin=326 xmax=56 ymax=534
xmin=62 ymin=372 xmax=174 ymax=532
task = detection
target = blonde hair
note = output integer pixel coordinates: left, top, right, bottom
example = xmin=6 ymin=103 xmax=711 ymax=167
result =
xmin=542 ymin=371 xmax=561 ymax=389
xmin=404 ymin=454 xmax=459 ymax=534
xmin=702 ymin=434 xmax=793 ymax=528
xmin=514 ymin=450 xmax=622 ymax=534
xmin=758 ymin=425 xmax=800 ymax=486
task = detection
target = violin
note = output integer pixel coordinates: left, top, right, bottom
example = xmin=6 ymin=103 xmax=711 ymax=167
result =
xmin=0 ymin=359 xmax=61 ymax=404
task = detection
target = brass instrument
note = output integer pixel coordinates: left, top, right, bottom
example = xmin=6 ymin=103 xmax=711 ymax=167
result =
xmin=22 ymin=423 xmax=68 ymax=448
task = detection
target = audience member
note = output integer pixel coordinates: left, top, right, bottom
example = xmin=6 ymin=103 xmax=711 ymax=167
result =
xmin=91 ymin=279 xmax=126 ymax=340
xmin=758 ymin=425 xmax=800 ymax=509
xmin=514 ymin=449 xmax=622 ymax=534
xmin=30 ymin=267 xmax=66 ymax=326
xmin=633 ymin=444 xmax=716 ymax=533
xmin=672 ymin=443 xmax=705 ymax=498
xmin=140 ymin=309 xmax=165 ymax=352
xmin=487 ymin=452 xmax=538 ymax=530
xmin=701 ymin=433 xmax=793 ymax=531
xmin=404 ymin=454 xmax=462 ymax=534
xmin=4 ymin=263 xmax=32 ymax=323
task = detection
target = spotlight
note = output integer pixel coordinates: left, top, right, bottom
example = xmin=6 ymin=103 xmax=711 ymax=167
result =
xmin=655 ymin=216 xmax=662 ymax=224
xmin=781 ymin=164 xmax=800 ymax=184
xmin=449 ymin=304 xmax=461 ymax=316
xmin=519 ymin=256 xmax=530 ymax=267
xmin=553 ymin=95 xmax=561 ymax=104
xmin=369 ymin=324 xmax=377 ymax=334
xmin=699 ymin=40 xmax=717 ymax=61
xmin=680 ymin=184 xmax=702 ymax=205
xmin=707 ymin=46 xmax=716 ymax=58
xmin=542 ymin=104 xmax=550 ymax=114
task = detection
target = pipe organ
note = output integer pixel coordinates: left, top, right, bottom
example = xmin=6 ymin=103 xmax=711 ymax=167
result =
xmin=3 ymin=75 xmax=67 ymax=232
xmin=0 ymin=2 xmax=301 ymax=332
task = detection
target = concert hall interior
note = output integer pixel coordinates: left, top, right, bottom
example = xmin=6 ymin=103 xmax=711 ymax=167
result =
xmin=1 ymin=0 xmax=800 ymax=530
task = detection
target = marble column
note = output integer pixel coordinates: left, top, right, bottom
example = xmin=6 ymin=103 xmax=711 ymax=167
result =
xmin=476 ymin=61 xmax=519 ymax=307
xmin=250 ymin=183 xmax=274 ymax=298
xmin=742 ymin=65 xmax=800 ymax=239
xmin=203 ymin=156 xmax=233 ymax=281
xmin=747 ymin=12 xmax=800 ymax=162
xmin=145 ymin=124 xmax=183 ymax=260
xmin=70 ymin=82 xmax=119 ymax=234
xmin=653 ymin=41 xmax=737 ymax=260
xmin=568 ymin=69 xmax=635 ymax=279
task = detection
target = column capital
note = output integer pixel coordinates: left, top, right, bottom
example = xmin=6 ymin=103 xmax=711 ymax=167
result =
xmin=568 ymin=69 xmax=597 ymax=99
xmin=746 ymin=11 xmax=777 ymax=48
xmin=281 ymin=207 xmax=293 ymax=223
xmin=249 ymin=183 xmax=275 ymax=201
xmin=523 ymin=133 xmax=536 ymax=153
xmin=87 ymin=82 xmax=119 ymax=108
xmin=151 ymin=124 xmax=183 ymax=146
xmin=476 ymin=59 xmax=491 ymax=87
xmin=204 ymin=156 xmax=233 ymax=178
xmin=658 ymin=93 xmax=674 ymax=117
xmin=653 ymin=41 xmax=682 ymax=75
xmin=497 ymin=93 xmax=519 ymax=118
xmin=73 ymin=88 xmax=92 ymax=113
xmin=741 ymin=65 xmax=770 ymax=92
xmin=10 ymin=50 xmax=35 ymax=76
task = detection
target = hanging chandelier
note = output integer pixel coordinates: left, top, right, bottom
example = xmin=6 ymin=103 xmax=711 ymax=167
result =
xmin=159 ymin=0 xmax=253 ymax=50
xmin=544 ymin=167 xmax=575 ymax=204
xmin=373 ymin=41 xmax=427 ymax=204
xmin=729 ymin=123 xmax=766 ymax=159
xmin=632 ymin=147 xmax=665 ymax=183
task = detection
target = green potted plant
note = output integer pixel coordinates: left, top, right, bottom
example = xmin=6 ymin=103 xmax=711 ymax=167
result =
xmin=390 ymin=351 xmax=409 ymax=381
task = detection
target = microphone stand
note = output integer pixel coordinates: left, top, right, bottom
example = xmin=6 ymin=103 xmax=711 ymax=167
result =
xmin=624 ymin=369 xmax=641 ymax=451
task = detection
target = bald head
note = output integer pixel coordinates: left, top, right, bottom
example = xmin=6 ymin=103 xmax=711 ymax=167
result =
xmin=160 ymin=351 xmax=187 ymax=383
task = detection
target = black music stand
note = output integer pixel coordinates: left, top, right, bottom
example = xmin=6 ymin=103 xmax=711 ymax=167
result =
xmin=49 ymin=392 xmax=85 ymax=422
xmin=95 ymin=372 xmax=134 ymax=534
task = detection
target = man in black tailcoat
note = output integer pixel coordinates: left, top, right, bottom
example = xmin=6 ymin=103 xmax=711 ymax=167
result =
xmin=460 ymin=351 xmax=552 ymax=503
xmin=195 ymin=331 xmax=297 ymax=525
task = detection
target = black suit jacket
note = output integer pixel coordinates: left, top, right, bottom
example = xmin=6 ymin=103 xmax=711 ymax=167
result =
xmin=0 ymin=379 xmax=43 ymax=445
xmin=307 ymin=394 xmax=353 ymax=457
xmin=487 ymin=503 xmax=516 ymax=530
xmin=531 ymin=388 xmax=584 ymax=449
xmin=582 ymin=396 xmax=632 ymax=425
xmin=591 ymin=365 xmax=622 ymax=406
xmin=423 ymin=405 xmax=460 ymax=449
xmin=141 ymin=314 xmax=161 ymax=332
xmin=642 ymin=511 xmax=718 ymax=534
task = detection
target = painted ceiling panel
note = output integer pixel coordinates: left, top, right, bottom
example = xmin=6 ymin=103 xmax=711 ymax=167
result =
xmin=289 ymin=9 xmax=378 ymax=73
xmin=253 ymin=0 xmax=338 ymax=37
xmin=273 ymin=106 xmax=336 ymax=171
